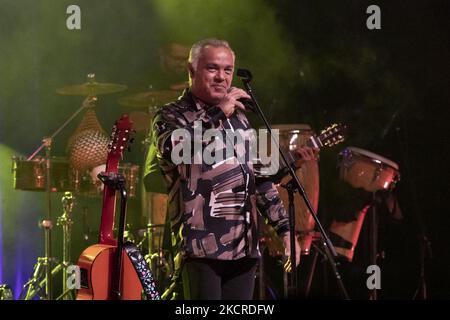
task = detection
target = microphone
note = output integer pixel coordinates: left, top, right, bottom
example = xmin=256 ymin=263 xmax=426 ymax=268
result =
xmin=236 ymin=68 xmax=255 ymax=112
xmin=226 ymin=87 xmax=256 ymax=112
xmin=237 ymin=68 xmax=253 ymax=82
xmin=238 ymin=98 xmax=256 ymax=112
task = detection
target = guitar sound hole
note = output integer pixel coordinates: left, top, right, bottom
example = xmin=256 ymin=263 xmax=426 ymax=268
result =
xmin=80 ymin=268 xmax=89 ymax=289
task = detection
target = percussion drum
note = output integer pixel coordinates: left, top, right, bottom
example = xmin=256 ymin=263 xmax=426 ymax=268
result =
xmin=12 ymin=156 xmax=71 ymax=192
xmin=329 ymin=206 xmax=369 ymax=262
xmin=143 ymin=192 xmax=168 ymax=253
xmin=142 ymin=191 xmax=172 ymax=285
xmin=262 ymin=124 xmax=320 ymax=256
xmin=71 ymin=163 xmax=139 ymax=198
xmin=338 ymin=147 xmax=400 ymax=192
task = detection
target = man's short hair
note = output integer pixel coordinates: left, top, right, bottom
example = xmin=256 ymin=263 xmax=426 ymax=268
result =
xmin=188 ymin=38 xmax=235 ymax=71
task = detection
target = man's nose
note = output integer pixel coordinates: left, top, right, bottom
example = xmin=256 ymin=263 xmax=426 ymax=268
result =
xmin=214 ymin=70 xmax=226 ymax=81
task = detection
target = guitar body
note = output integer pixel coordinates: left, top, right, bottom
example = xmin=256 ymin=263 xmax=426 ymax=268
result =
xmin=77 ymin=244 xmax=142 ymax=300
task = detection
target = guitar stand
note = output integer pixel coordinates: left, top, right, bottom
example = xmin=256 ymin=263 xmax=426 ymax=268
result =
xmin=96 ymin=171 xmax=160 ymax=300
xmin=97 ymin=171 xmax=127 ymax=300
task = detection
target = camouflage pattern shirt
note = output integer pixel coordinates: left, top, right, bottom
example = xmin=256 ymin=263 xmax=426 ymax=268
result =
xmin=152 ymin=89 xmax=289 ymax=260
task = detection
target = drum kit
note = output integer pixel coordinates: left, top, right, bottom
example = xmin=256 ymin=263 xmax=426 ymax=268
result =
xmin=13 ymin=73 xmax=183 ymax=300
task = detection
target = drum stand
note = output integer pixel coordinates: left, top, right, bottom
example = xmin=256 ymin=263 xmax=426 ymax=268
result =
xmin=238 ymin=68 xmax=349 ymax=299
xmin=20 ymin=219 xmax=55 ymax=300
xmin=281 ymin=181 xmax=350 ymax=300
xmin=144 ymin=224 xmax=171 ymax=289
xmin=20 ymin=192 xmax=76 ymax=300
xmin=368 ymin=193 xmax=379 ymax=300
xmin=302 ymin=232 xmax=344 ymax=299
xmin=55 ymin=192 xmax=75 ymax=300
xmin=393 ymin=123 xmax=432 ymax=300
xmin=20 ymin=138 xmax=55 ymax=300
xmin=21 ymin=96 xmax=96 ymax=300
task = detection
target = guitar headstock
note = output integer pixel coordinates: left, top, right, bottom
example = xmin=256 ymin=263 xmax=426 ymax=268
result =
xmin=318 ymin=123 xmax=346 ymax=147
xmin=108 ymin=114 xmax=134 ymax=159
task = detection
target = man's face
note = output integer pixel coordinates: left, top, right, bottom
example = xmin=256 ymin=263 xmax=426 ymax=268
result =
xmin=190 ymin=46 xmax=234 ymax=105
xmin=160 ymin=43 xmax=190 ymax=75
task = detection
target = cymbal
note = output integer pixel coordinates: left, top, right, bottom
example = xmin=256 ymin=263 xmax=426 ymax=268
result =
xmin=169 ymin=81 xmax=189 ymax=91
xmin=118 ymin=90 xmax=180 ymax=108
xmin=56 ymin=74 xmax=127 ymax=96
xmin=56 ymin=82 xmax=127 ymax=96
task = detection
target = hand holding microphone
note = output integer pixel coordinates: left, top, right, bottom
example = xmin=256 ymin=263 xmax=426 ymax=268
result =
xmin=217 ymin=87 xmax=253 ymax=117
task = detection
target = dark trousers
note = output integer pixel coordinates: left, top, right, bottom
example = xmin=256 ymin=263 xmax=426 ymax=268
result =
xmin=182 ymin=257 xmax=259 ymax=300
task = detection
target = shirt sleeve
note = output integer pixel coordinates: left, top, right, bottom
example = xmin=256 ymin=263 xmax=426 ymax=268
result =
xmin=255 ymin=180 xmax=290 ymax=235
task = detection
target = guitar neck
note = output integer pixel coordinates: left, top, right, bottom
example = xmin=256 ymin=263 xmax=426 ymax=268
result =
xmin=286 ymin=135 xmax=324 ymax=164
xmin=306 ymin=135 xmax=324 ymax=149
xmin=255 ymin=123 xmax=344 ymax=182
xmin=99 ymin=159 xmax=119 ymax=246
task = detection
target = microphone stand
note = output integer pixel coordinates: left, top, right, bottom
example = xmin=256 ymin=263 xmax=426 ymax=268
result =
xmin=393 ymin=117 xmax=432 ymax=300
xmin=281 ymin=179 xmax=299 ymax=298
xmin=237 ymin=69 xmax=349 ymax=300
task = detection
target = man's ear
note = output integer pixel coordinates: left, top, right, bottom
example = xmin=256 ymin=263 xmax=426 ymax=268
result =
xmin=188 ymin=63 xmax=195 ymax=78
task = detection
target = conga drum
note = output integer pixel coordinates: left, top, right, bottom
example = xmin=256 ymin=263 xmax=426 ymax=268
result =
xmin=12 ymin=156 xmax=71 ymax=192
xmin=331 ymin=147 xmax=401 ymax=261
xmin=338 ymin=147 xmax=400 ymax=192
xmin=262 ymin=124 xmax=320 ymax=256
xmin=142 ymin=192 xmax=168 ymax=254
xmin=71 ymin=163 xmax=139 ymax=198
xmin=329 ymin=205 xmax=369 ymax=262
xmin=142 ymin=191 xmax=172 ymax=285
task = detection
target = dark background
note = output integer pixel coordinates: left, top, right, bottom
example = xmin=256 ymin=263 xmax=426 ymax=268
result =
xmin=0 ymin=0 xmax=448 ymax=299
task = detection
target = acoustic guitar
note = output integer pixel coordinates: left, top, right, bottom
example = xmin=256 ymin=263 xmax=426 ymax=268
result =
xmin=76 ymin=114 xmax=157 ymax=300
